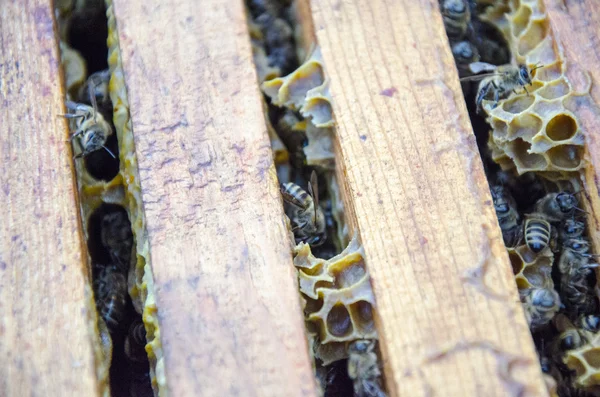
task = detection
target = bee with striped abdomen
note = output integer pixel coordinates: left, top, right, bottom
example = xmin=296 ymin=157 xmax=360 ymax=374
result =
xmin=281 ymin=170 xmax=326 ymax=246
xmin=524 ymin=216 xmax=553 ymax=254
xmin=93 ymin=264 xmax=127 ymax=331
xmin=100 ymin=211 xmax=134 ymax=274
xmin=490 ymin=184 xmax=522 ymax=247
xmin=125 ymin=318 xmax=148 ymax=364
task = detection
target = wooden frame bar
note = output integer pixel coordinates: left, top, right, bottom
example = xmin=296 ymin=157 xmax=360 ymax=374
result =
xmin=302 ymin=0 xmax=548 ymax=395
xmin=0 ymin=1 xmax=99 ymax=395
xmin=109 ymin=0 xmax=318 ymax=395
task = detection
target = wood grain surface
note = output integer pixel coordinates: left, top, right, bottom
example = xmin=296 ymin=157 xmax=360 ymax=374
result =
xmin=0 ymin=1 xmax=99 ymax=395
xmin=110 ymin=0 xmax=318 ymax=395
xmin=544 ymin=0 xmax=600 ymax=255
xmin=304 ymin=0 xmax=548 ymax=395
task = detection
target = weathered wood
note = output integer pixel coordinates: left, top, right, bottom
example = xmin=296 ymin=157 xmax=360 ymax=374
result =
xmin=303 ymin=0 xmax=548 ymax=395
xmin=110 ymin=0 xmax=318 ymax=395
xmin=0 ymin=1 xmax=99 ymax=395
xmin=544 ymin=0 xmax=600 ymax=253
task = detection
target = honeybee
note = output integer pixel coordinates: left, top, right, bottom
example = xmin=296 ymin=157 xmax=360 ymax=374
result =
xmin=100 ymin=211 xmax=134 ymax=274
xmin=451 ymin=41 xmax=480 ymax=77
xmin=490 ymin=185 xmax=522 ymax=247
xmin=558 ymin=238 xmax=594 ymax=274
xmin=560 ymin=218 xmax=586 ymax=243
xmin=522 ymin=287 xmax=561 ymax=331
xmin=560 ymin=262 xmax=598 ymax=317
xmin=347 ymin=340 xmax=387 ymax=397
xmin=524 ymin=216 xmax=553 ymax=254
xmin=255 ymin=13 xmax=297 ymax=75
xmin=534 ymin=192 xmax=580 ymax=223
xmin=93 ymin=264 xmax=127 ymax=330
xmin=460 ymin=63 xmax=538 ymax=113
xmin=578 ymin=314 xmax=600 ymax=333
xmin=281 ymin=171 xmax=326 ymax=246
xmin=124 ymin=318 xmax=148 ymax=364
xmin=440 ymin=0 xmax=471 ymax=40
xmin=64 ymin=81 xmax=115 ymax=159
xmin=79 ymin=69 xmax=111 ymax=113
xmin=468 ymin=19 xmax=511 ymax=66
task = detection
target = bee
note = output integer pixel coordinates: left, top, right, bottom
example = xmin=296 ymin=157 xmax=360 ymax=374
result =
xmin=79 ymin=69 xmax=111 ymax=113
xmin=560 ymin=218 xmax=586 ymax=243
xmin=468 ymin=19 xmax=511 ymax=66
xmin=460 ymin=63 xmax=538 ymax=113
xmin=557 ymin=238 xmax=595 ymax=274
xmin=63 ymin=80 xmax=115 ymax=159
xmin=522 ymin=287 xmax=561 ymax=331
xmin=560 ymin=262 xmax=598 ymax=317
xmin=255 ymin=13 xmax=297 ymax=75
xmin=100 ymin=211 xmax=134 ymax=274
xmin=490 ymin=185 xmax=522 ymax=247
xmin=578 ymin=314 xmax=600 ymax=334
xmin=93 ymin=264 xmax=127 ymax=330
xmin=534 ymin=192 xmax=580 ymax=223
xmin=124 ymin=318 xmax=148 ymax=364
xmin=451 ymin=41 xmax=480 ymax=77
xmin=524 ymin=216 xmax=553 ymax=253
xmin=440 ymin=0 xmax=471 ymax=40
xmin=347 ymin=340 xmax=387 ymax=397
xmin=281 ymin=171 xmax=326 ymax=246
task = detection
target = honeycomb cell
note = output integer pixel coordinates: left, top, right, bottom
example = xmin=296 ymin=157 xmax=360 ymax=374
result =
xmin=522 ymin=264 xmax=551 ymax=288
xmin=517 ymin=20 xmax=548 ymax=55
xmin=492 ymin=119 xmax=508 ymax=139
xmin=510 ymin=251 xmax=524 ymax=275
xmin=508 ymin=138 xmax=548 ymax=170
xmin=502 ymin=95 xmax=535 ymax=114
xmin=583 ymin=349 xmax=600 ymax=369
xmin=547 ymin=145 xmax=583 ymax=170
xmin=511 ymin=5 xmax=531 ymax=37
xmin=537 ymin=79 xmax=570 ymax=100
xmin=546 ymin=114 xmax=577 ymax=141
xmin=508 ymin=113 xmax=542 ymax=140
xmin=327 ymin=304 xmax=353 ymax=337
xmin=535 ymin=63 xmax=563 ymax=82
xmin=349 ymin=301 xmax=374 ymax=333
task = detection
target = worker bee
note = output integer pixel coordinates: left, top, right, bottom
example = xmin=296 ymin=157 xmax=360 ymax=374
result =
xmin=281 ymin=171 xmax=326 ymax=246
xmin=347 ymin=340 xmax=387 ymax=397
xmin=460 ymin=63 xmax=539 ymax=113
xmin=560 ymin=261 xmax=598 ymax=318
xmin=522 ymin=287 xmax=561 ymax=331
xmin=524 ymin=216 xmax=553 ymax=254
xmin=490 ymin=185 xmax=522 ymax=247
xmin=63 ymin=81 xmax=115 ymax=159
xmin=100 ymin=211 xmax=134 ymax=274
xmin=124 ymin=318 xmax=148 ymax=364
xmin=440 ymin=0 xmax=471 ymax=40
xmin=578 ymin=314 xmax=600 ymax=334
xmin=451 ymin=41 xmax=480 ymax=77
xmin=79 ymin=69 xmax=111 ymax=113
xmin=93 ymin=264 xmax=127 ymax=330
xmin=559 ymin=218 xmax=586 ymax=243
xmin=255 ymin=13 xmax=297 ymax=75
xmin=468 ymin=19 xmax=511 ymax=66
xmin=534 ymin=192 xmax=580 ymax=223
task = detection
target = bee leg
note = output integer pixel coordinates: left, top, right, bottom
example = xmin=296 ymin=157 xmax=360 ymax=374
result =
xmin=492 ymin=82 xmax=500 ymax=109
xmin=476 ymin=82 xmax=491 ymax=114
xmin=68 ymin=130 xmax=84 ymax=142
xmin=524 ymin=86 xmax=530 ymax=96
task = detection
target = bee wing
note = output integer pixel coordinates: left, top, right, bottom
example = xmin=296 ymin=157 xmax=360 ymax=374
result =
xmin=308 ymin=170 xmax=320 ymax=211
xmin=280 ymin=186 xmax=307 ymax=209
xmin=468 ymin=61 xmax=498 ymax=74
xmin=459 ymin=72 xmax=501 ymax=82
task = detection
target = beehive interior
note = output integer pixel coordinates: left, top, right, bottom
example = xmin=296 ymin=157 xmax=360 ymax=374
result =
xmin=55 ymin=0 xmax=158 ymax=395
xmin=246 ymin=1 xmax=386 ymax=395
xmin=443 ymin=0 xmax=600 ymax=395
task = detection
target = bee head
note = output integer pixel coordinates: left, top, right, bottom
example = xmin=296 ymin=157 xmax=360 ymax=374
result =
xmin=531 ymin=288 xmax=557 ymax=309
xmin=443 ymin=0 xmax=466 ymax=15
xmin=560 ymin=331 xmax=583 ymax=351
xmin=348 ymin=340 xmax=374 ymax=354
xmin=518 ymin=64 xmax=532 ymax=86
xmin=564 ymin=218 xmax=585 ymax=236
xmin=556 ymin=192 xmax=578 ymax=213
xmin=580 ymin=314 xmax=600 ymax=333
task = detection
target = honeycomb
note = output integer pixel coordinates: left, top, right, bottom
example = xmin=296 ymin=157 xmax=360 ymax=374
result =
xmin=106 ymin=1 xmax=165 ymax=393
xmin=482 ymin=0 xmax=588 ymax=176
xmin=294 ymin=235 xmax=377 ymax=364
xmin=508 ymin=243 xmax=554 ymax=291
xmin=262 ymin=46 xmax=336 ymax=169
xmin=564 ymin=332 xmax=600 ymax=389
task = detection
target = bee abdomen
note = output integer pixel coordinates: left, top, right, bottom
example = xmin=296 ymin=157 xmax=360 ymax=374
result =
xmin=99 ymin=293 xmax=126 ymax=329
xmin=525 ymin=218 xmax=551 ymax=253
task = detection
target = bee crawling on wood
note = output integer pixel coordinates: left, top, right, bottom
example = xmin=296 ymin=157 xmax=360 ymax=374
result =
xmin=100 ymin=211 xmax=134 ymax=274
xmin=281 ymin=170 xmax=326 ymax=246
xmin=460 ymin=63 xmax=541 ymax=113
xmin=62 ymin=77 xmax=114 ymax=159
xmin=347 ymin=340 xmax=387 ymax=397
xmin=93 ymin=264 xmax=127 ymax=331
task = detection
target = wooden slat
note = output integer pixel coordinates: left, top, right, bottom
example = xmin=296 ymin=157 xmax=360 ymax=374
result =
xmin=0 ymin=1 xmax=99 ymax=395
xmin=304 ymin=0 xmax=548 ymax=395
xmin=110 ymin=0 xmax=318 ymax=396
xmin=544 ymin=0 xmax=600 ymax=252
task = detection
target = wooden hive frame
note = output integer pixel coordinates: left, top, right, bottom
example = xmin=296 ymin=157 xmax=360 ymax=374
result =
xmin=2 ymin=0 xmax=600 ymax=395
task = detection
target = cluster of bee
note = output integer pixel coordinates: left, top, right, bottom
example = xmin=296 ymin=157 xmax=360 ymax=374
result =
xmin=440 ymin=1 xmax=600 ymax=394
xmin=247 ymin=1 xmax=385 ymax=395
xmin=57 ymin=2 xmax=152 ymax=395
